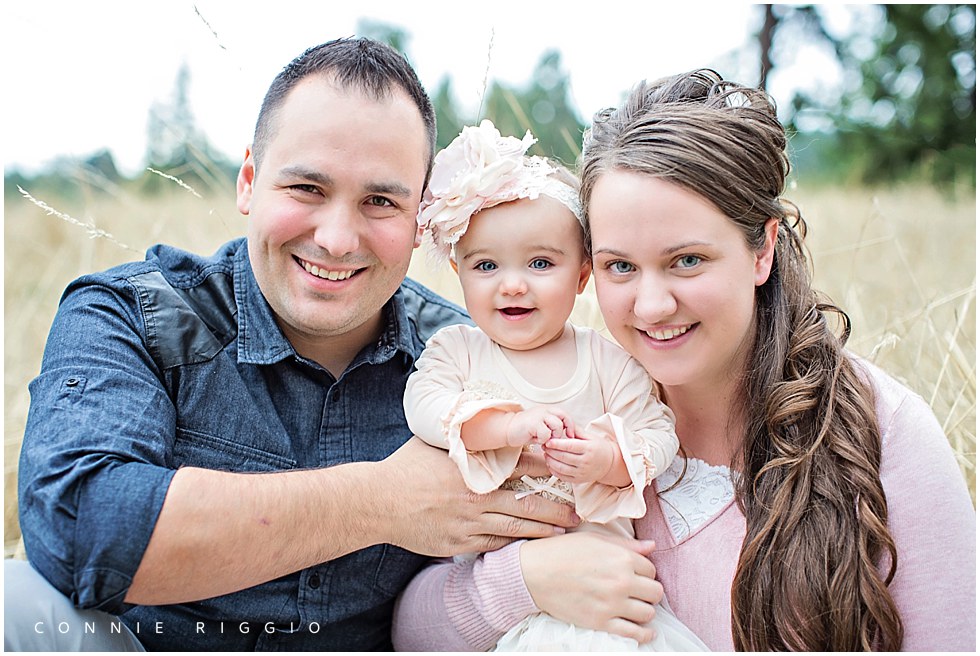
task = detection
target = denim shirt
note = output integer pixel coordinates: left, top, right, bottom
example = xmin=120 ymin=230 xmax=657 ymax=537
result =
xmin=18 ymin=238 xmax=469 ymax=650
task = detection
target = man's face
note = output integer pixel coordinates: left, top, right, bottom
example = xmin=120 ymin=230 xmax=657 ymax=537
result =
xmin=237 ymin=75 xmax=428 ymax=363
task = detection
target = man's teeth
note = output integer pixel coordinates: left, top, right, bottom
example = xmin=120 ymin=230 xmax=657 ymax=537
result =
xmin=646 ymin=325 xmax=690 ymax=341
xmin=303 ymin=261 xmax=354 ymax=281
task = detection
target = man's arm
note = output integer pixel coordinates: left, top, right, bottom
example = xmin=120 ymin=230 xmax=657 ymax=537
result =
xmin=20 ymin=279 xmax=577 ymax=611
xmin=128 ymin=438 xmax=579 ymax=604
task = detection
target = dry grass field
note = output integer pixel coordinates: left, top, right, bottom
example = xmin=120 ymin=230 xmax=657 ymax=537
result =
xmin=4 ymin=177 xmax=975 ymax=556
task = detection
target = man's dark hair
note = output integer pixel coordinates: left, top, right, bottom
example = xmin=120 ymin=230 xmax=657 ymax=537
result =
xmin=251 ymin=37 xmax=436 ymax=180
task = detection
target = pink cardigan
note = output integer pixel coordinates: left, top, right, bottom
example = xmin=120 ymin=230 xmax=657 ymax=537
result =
xmin=392 ymin=360 xmax=976 ymax=651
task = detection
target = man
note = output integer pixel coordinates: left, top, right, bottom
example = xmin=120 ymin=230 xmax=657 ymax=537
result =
xmin=5 ymin=37 xmax=576 ymax=651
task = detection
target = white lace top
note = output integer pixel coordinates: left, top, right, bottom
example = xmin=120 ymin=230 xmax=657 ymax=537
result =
xmin=656 ymin=456 xmax=737 ymax=543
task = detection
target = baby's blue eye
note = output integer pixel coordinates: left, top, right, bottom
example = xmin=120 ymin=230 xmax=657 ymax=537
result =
xmin=475 ymin=261 xmax=497 ymax=272
xmin=529 ymin=259 xmax=551 ymax=270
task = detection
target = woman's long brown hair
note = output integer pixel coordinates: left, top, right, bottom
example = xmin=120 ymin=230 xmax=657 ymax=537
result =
xmin=580 ymin=70 xmax=903 ymax=650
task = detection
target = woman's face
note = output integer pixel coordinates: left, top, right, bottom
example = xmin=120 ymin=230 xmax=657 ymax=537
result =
xmin=589 ymin=170 xmax=776 ymax=391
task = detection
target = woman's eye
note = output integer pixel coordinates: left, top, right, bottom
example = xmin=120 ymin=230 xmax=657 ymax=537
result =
xmin=676 ymin=255 xmax=702 ymax=269
xmin=529 ymin=258 xmax=551 ymax=270
xmin=475 ymin=261 xmax=497 ymax=272
xmin=608 ymin=260 xmax=635 ymax=274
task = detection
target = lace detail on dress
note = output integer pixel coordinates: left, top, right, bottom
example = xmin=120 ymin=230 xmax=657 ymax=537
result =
xmin=503 ymin=475 xmax=576 ymax=506
xmin=464 ymin=379 xmax=518 ymax=402
xmin=657 ymin=456 xmax=736 ymax=543
xmin=440 ymin=380 xmax=521 ymax=437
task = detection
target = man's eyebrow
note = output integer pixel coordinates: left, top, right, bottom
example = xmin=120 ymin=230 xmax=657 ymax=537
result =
xmin=279 ymin=166 xmax=332 ymax=186
xmin=365 ymin=181 xmax=413 ymax=198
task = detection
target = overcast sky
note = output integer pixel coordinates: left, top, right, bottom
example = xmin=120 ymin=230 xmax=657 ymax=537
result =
xmin=3 ymin=1 xmax=853 ymax=176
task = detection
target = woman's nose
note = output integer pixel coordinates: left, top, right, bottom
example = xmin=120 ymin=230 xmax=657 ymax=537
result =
xmin=633 ymin=275 xmax=677 ymax=322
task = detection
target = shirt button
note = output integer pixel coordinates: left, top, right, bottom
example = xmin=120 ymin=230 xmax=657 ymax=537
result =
xmin=65 ymin=378 xmax=80 ymax=387
xmin=308 ymin=572 xmax=321 ymax=589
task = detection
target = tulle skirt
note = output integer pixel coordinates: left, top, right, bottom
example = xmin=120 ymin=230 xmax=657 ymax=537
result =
xmin=493 ymin=601 xmax=708 ymax=652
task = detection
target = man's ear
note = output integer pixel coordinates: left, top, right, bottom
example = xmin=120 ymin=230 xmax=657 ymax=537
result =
xmin=236 ymin=147 xmax=255 ymax=216
xmin=754 ymin=217 xmax=779 ymax=286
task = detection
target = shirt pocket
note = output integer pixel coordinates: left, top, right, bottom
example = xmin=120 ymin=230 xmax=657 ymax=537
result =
xmin=372 ymin=544 xmax=429 ymax=598
xmin=321 ymin=544 xmax=429 ymax=622
xmin=173 ymin=427 xmax=296 ymax=472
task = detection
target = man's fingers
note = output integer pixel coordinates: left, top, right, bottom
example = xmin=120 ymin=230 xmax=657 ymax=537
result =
xmin=484 ymin=488 xmax=580 ymax=529
xmin=512 ymin=450 xmax=550 ymax=478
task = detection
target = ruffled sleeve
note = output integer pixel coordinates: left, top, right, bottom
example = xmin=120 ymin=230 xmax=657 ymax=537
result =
xmin=404 ymin=325 xmax=525 ymax=493
xmin=571 ymin=343 xmax=678 ymax=523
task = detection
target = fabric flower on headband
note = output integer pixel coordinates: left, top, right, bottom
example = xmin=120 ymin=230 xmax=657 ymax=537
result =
xmin=417 ymin=119 xmax=583 ymax=263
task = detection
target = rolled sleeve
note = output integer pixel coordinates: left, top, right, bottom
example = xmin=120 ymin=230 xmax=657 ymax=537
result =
xmin=18 ymin=279 xmax=178 ymax=613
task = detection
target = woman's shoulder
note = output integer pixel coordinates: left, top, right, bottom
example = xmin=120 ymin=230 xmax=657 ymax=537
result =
xmin=848 ymin=354 xmax=964 ymax=482
xmin=848 ymin=355 xmax=934 ymax=431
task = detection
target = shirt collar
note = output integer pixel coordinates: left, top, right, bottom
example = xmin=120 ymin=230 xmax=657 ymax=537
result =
xmin=370 ymin=285 xmax=419 ymax=366
xmin=234 ymin=243 xmax=296 ymax=365
xmin=233 ymin=242 xmax=416 ymax=369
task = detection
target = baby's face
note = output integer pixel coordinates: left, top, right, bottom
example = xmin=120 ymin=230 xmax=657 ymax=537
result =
xmin=453 ymin=196 xmax=591 ymax=351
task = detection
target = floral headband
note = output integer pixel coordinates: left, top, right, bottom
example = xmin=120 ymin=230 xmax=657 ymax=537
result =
xmin=416 ymin=119 xmax=583 ymax=263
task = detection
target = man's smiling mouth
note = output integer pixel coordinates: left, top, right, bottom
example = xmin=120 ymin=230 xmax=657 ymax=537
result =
xmin=297 ymin=257 xmax=358 ymax=281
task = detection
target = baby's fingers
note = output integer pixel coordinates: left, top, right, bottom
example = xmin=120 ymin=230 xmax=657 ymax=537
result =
xmin=542 ymin=414 xmax=567 ymax=437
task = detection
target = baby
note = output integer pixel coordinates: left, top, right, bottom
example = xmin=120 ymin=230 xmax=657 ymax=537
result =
xmin=403 ymin=120 xmax=708 ymax=651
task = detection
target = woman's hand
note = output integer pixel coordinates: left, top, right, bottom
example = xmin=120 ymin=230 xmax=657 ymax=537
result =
xmin=519 ymin=532 xmax=662 ymax=644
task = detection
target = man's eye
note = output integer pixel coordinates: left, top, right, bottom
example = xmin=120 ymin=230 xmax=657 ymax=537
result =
xmin=290 ymin=184 xmax=319 ymax=194
xmin=368 ymin=196 xmax=394 ymax=207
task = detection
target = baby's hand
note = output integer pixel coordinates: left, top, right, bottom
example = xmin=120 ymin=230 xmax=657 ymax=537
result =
xmin=506 ymin=407 xmax=575 ymax=447
xmin=542 ymin=435 xmax=619 ymax=484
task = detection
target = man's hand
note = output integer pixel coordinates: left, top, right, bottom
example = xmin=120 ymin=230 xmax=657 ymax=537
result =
xmin=376 ymin=438 xmax=580 ymax=557
xmin=520 ymin=533 xmax=663 ymax=644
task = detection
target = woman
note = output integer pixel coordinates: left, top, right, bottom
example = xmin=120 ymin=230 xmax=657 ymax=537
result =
xmin=393 ymin=70 xmax=975 ymax=651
